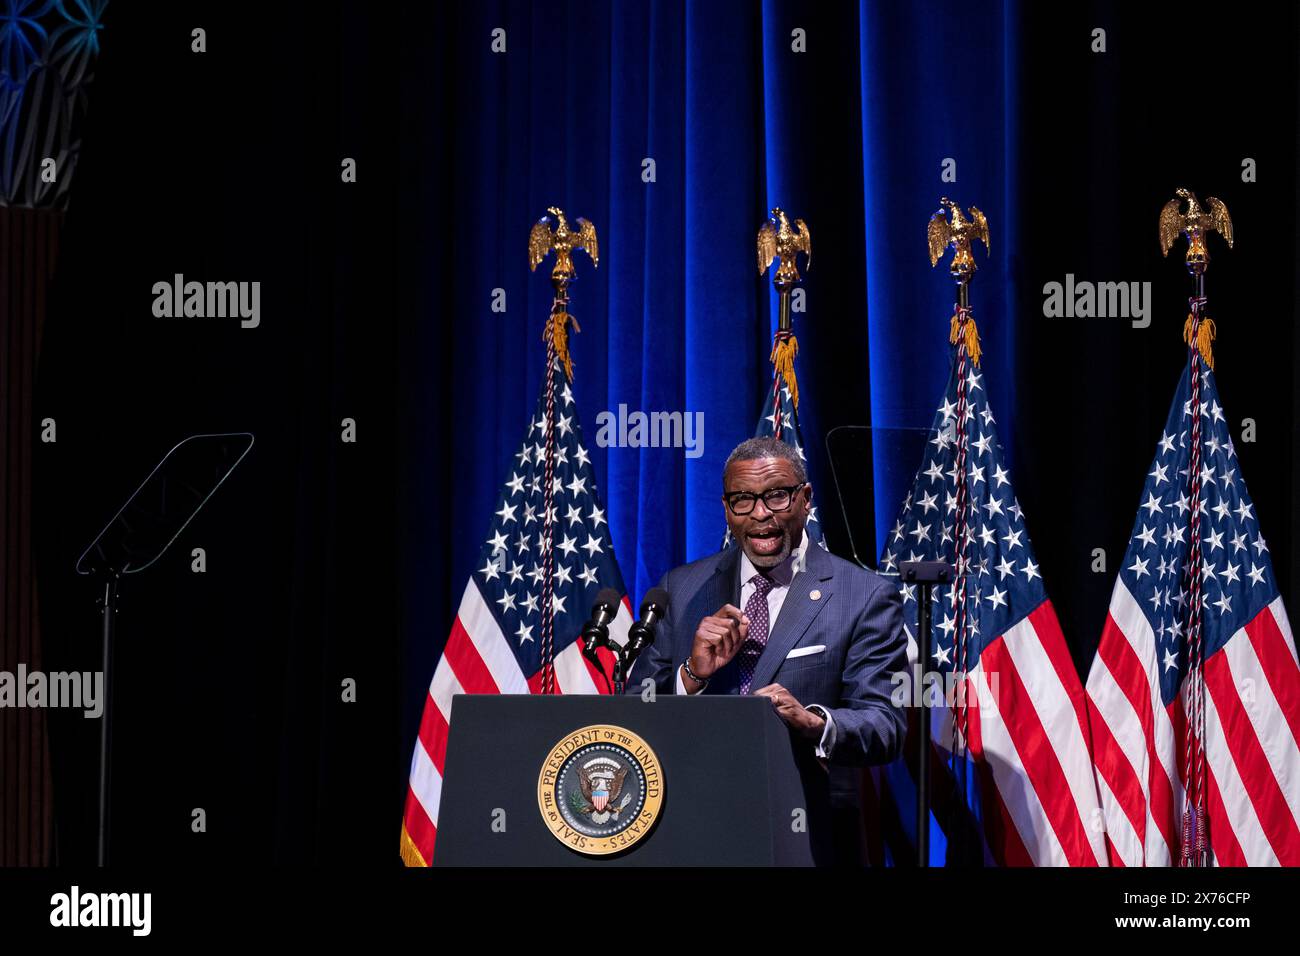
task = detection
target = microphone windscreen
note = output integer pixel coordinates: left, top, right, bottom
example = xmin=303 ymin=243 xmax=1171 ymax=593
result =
xmin=640 ymin=587 xmax=669 ymax=617
xmin=594 ymin=588 xmax=622 ymax=613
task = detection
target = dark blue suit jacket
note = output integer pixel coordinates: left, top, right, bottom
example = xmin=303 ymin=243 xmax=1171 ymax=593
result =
xmin=627 ymin=540 xmax=908 ymax=809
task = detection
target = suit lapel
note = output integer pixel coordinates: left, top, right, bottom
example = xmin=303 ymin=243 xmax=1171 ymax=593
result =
xmin=709 ymin=543 xmax=742 ymax=608
xmin=749 ymin=541 xmax=835 ymax=691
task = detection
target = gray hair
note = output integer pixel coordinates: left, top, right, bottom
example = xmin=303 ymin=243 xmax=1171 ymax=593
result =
xmin=723 ymin=436 xmax=807 ymax=487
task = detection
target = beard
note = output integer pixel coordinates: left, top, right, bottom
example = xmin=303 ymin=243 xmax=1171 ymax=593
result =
xmin=739 ymin=523 xmax=795 ymax=569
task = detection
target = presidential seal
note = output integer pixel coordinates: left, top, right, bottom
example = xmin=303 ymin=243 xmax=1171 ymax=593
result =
xmin=537 ymin=724 xmax=663 ymax=856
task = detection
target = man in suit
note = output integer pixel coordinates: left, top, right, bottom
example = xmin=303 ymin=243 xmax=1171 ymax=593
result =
xmin=627 ymin=435 xmax=907 ymax=864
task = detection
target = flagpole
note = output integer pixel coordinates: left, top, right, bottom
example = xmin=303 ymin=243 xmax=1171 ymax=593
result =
xmin=891 ymin=203 xmax=983 ymax=867
xmin=1159 ymin=188 xmax=1231 ymax=866
xmin=528 ymin=207 xmax=598 ymax=694
xmin=950 ymin=268 xmax=971 ymax=868
xmin=925 ymin=198 xmax=990 ymax=866
xmin=757 ymin=208 xmax=811 ymax=437
xmin=730 ymin=208 xmax=815 ymax=555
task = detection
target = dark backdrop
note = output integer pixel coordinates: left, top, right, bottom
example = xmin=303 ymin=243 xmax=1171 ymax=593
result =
xmin=32 ymin=2 xmax=401 ymax=864
xmin=17 ymin=0 xmax=1297 ymax=865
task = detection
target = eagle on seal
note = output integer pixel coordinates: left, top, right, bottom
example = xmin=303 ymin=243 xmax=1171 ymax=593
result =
xmin=579 ymin=761 xmax=629 ymax=820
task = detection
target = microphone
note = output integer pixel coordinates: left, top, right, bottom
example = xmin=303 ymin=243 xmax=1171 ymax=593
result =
xmin=581 ymin=588 xmax=623 ymax=665
xmin=626 ymin=587 xmax=669 ymax=664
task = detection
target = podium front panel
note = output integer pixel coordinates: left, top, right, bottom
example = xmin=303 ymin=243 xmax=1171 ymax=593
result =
xmin=433 ymin=695 xmax=827 ymax=866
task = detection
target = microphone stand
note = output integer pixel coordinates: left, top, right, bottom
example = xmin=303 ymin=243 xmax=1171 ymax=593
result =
xmin=900 ymin=559 xmax=954 ymax=868
xmin=588 ymin=596 xmax=664 ymax=695
xmin=612 ymin=652 xmax=627 ymax=696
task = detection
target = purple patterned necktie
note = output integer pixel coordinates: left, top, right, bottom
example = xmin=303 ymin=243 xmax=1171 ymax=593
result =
xmin=737 ymin=572 xmax=775 ymax=694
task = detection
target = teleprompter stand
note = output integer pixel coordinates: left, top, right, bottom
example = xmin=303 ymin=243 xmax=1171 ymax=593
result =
xmin=74 ymin=432 xmax=254 ymax=866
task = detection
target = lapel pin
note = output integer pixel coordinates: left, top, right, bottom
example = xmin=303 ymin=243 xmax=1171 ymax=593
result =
xmin=810 ymin=589 xmax=821 ymax=600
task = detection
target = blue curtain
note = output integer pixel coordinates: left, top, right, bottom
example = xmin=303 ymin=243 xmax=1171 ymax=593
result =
xmin=403 ymin=1 xmax=1296 ymax=736
xmin=429 ymin=0 xmax=1023 ymax=608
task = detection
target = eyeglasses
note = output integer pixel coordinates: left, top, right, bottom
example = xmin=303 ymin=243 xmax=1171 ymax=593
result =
xmin=722 ymin=482 xmax=806 ymax=516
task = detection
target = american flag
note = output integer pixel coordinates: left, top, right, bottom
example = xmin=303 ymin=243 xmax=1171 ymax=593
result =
xmin=399 ymin=356 xmax=632 ymax=867
xmin=873 ymin=313 xmax=1105 ymax=866
xmin=1085 ymin=344 xmax=1299 ymax=866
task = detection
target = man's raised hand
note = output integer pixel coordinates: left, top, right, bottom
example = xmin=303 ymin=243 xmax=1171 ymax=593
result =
xmin=688 ymin=604 xmax=750 ymax=679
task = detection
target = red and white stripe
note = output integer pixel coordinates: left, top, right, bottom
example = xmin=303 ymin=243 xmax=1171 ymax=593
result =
xmin=921 ymin=600 xmax=1106 ymax=866
xmin=400 ymin=578 xmax=631 ymax=866
xmin=1086 ymin=582 xmax=1299 ymax=866
xmin=974 ymin=602 xmax=1103 ymax=865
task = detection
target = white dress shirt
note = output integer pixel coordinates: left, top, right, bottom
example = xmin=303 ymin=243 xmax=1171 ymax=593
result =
xmin=677 ymin=529 xmax=837 ymax=759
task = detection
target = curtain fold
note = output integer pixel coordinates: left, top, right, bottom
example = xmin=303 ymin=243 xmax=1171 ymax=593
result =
xmin=0 ymin=206 xmax=62 ymax=866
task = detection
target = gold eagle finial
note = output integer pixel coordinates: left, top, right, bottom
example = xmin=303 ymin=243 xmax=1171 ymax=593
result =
xmin=527 ymin=206 xmax=598 ymax=382
xmin=528 ymin=205 xmax=599 ymax=281
xmin=755 ymin=208 xmax=812 ymax=412
xmin=757 ymin=207 xmax=811 ymax=288
xmin=1159 ymin=188 xmax=1232 ymax=275
xmin=927 ymin=198 xmax=989 ymax=277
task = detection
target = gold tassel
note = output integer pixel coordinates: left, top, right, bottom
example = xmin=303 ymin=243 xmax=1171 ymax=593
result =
xmin=399 ymin=823 xmax=429 ymax=867
xmin=949 ymin=313 xmax=982 ymax=368
xmin=769 ymin=333 xmax=800 ymax=410
xmin=1183 ymin=312 xmax=1216 ymax=370
xmin=547 ymin=307 xmax=581 ymax=381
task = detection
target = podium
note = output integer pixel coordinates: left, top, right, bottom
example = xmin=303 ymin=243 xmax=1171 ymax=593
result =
xmin=433 ymin=695 xmax=836 ymax=866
